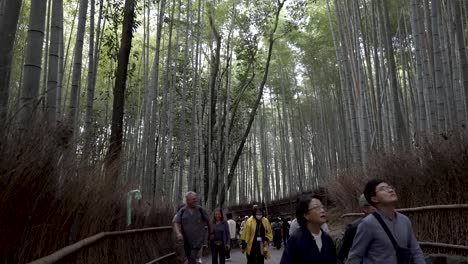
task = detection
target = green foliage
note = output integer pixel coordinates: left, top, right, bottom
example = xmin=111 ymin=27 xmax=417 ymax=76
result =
xmin=101 ymin=0 xmax=124 ymax=63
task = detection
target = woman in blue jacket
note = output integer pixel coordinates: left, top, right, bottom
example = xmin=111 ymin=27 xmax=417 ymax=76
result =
xmin=280 ymin=195 xmax=337 ymax=264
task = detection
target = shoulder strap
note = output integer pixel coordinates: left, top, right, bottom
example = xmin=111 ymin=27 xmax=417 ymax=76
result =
xmin=180 ymin=208 xmax=185 ymax=219
xmin=181 ymin=207 xmax=207 ymax=222
xmin=198 ymin=206 xmax=208 ymax=222
xmin=179 ymin=208 xmax=186 ymax=234
xmin=372 ymin=212 xmax=400 ymax=250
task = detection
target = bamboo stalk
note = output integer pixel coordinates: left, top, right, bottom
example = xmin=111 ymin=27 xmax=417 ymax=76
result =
xmin=27 ymin=226 xmax=173 ymax=264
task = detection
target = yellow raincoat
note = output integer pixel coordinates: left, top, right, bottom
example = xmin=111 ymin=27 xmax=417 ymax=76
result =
xmin=240 ymin=216 xmax=273 ymax=258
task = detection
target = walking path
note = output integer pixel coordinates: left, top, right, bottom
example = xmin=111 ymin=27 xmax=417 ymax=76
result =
xmin=202 ymin=247 xmax=284 ymax=264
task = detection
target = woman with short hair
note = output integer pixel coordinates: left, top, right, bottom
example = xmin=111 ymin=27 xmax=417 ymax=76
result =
xmin=241 ymin=206 xmax=273 ymax=264
xmin=280 ymin=196 xmax=337 ymax=264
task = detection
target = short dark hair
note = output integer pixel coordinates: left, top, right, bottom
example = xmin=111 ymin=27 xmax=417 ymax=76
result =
xmin=296 ymin=196 xmax=322 ymax=227
xmin=363 ymin=179 xmax=385 ymax=207
xmin=252 ymin=207 xmax=265 ymax=216
xmin=226 ymin=213 xmax=233 ymax=219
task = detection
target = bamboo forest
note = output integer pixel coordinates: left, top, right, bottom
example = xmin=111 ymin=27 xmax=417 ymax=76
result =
xmin=1 ymin=0 xmax=468 ymax=263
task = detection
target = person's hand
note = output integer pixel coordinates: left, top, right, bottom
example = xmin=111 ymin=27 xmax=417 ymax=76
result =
xmin=241 ymin=248 xmax=245 ymax=254
xmin=225 ymin=244 xmax=230 ymax=250
xmin=263 ymin=241 xmax=269 ymax=248
xmin=176 ymin=233 xmax=184 ymax=241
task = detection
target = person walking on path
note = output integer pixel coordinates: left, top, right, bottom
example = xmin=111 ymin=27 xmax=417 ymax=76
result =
xmin=209 ymin=208 xmax=230 ymax=264
xmin=280 ymin=196 xmax=337 ymax=264
xmin=226 ymin=213 xmax=236 ymax=260
xmin=241 ymin=205 xmax=273 ymax=264
xmin=346 ymin=179 xmax=425 ymax=264
xmin=236 ymin=217 xmax=242 ymax=243
xmin=175 ymin=192 xmax=213 ymax=264
xmin=288 ymin=218 xmax=298 ymax=237
xmin=337 ymin=194 xmax=376 ymax=263
xmin=272 ymin=218 xmax=283 ymax=249
xmin=282 ymin=218 xmax=290 ymax=245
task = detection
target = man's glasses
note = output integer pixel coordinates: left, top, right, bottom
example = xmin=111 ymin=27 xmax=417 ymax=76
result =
xmin=377 ymin=185 xmax=395 ymax=192
xmin=308 ymin=205 xmax=326 ymax=212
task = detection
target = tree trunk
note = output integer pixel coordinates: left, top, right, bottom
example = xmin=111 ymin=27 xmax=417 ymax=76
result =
xmin=423 ymin=0 xmax=437 ymax=132
xmin=382 ymin=0 xmax=408 ymax=147
xmin=207 ymin=11 xmax=222 ymax=209
xmin=352 ymin=0 xmax=370 ymax=164
xmin=46 ymin=0 xmax=63 ymax=124
xmin=164 ymin=0 xmax=181 ymax=201
xmin=453 ymin=0 xmax=468 ymax=126
xmin=83 ymin=0 xmax=99 ymax=160
xmin=18 ymin=0 xmax=48 ymax=130
xmin=220 ymin=0 xmax=285 ymax=207
xmin=410 ymin=0 xmax=427 ymax=134
xmin=334 ymin=0 xmax=361 ymax=166
xmin=67 ymin=0 xmax=88 ymax=137
xmin=259 ymin=103 xmax=270 ymax=204
xmin=0 ymin=0 xmax=22 ymax=132
xmin=56 ymin=2 xmax=64 ymax=121
xmin=431 ymin=0 xmax=447 ymax=132
xmin=41 ymin=0 xmax=52 ymax=111
xmin=176 ymin=0 xmax=192 ymax=203
xmin=106 ymin=0 xmax=135 ymax=168
xmin=188 ymin=0 xmax=203 ymax=191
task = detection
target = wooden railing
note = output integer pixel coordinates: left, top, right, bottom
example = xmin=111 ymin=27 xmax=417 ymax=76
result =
xmin=340 ymin=204 xmax=468 ymax=253
xmin=340 ymin=204 xmax=468 ymax=218
xmin=28 ymin=226 xmax=175 ymax=264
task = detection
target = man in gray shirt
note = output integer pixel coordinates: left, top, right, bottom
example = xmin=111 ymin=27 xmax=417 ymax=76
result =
xmin=175 ymin=191 xmax=213 ymax=264
xmin=346 ymin=179 xmax=425 ymax=264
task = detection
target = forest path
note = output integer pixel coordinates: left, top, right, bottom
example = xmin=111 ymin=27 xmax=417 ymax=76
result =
xmin=202 ymin=247 xmax=284 ymax=264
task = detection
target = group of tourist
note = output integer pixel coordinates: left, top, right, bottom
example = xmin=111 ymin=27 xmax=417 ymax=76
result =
xmin=173 ymin=178 xmax=425 ymax=264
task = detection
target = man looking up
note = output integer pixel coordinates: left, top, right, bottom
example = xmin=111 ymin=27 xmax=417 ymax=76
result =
xmin=346 ymin=179 xmax=425 ymax=264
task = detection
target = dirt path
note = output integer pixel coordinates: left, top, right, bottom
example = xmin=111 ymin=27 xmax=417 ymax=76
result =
xmin=202 ymin=247 xmax=284 ymax=264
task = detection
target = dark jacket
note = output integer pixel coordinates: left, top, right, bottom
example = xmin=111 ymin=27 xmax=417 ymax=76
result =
xmin=280 ymin=226 xmax=337 ymax=264
xmin=337 ymin=217 xmax=363 ymax=262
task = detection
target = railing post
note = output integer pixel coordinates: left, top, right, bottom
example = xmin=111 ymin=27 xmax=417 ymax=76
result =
xmin=126 ymin=189 xmax=142 ymax=226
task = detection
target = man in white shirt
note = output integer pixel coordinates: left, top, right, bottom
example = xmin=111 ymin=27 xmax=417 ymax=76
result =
xmin=225 ymin=213 xmax=237 ymax=261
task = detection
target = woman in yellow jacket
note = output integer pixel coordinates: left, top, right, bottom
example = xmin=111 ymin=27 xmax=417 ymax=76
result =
xmin=241 ymin=206 xmax=273 ymax=264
